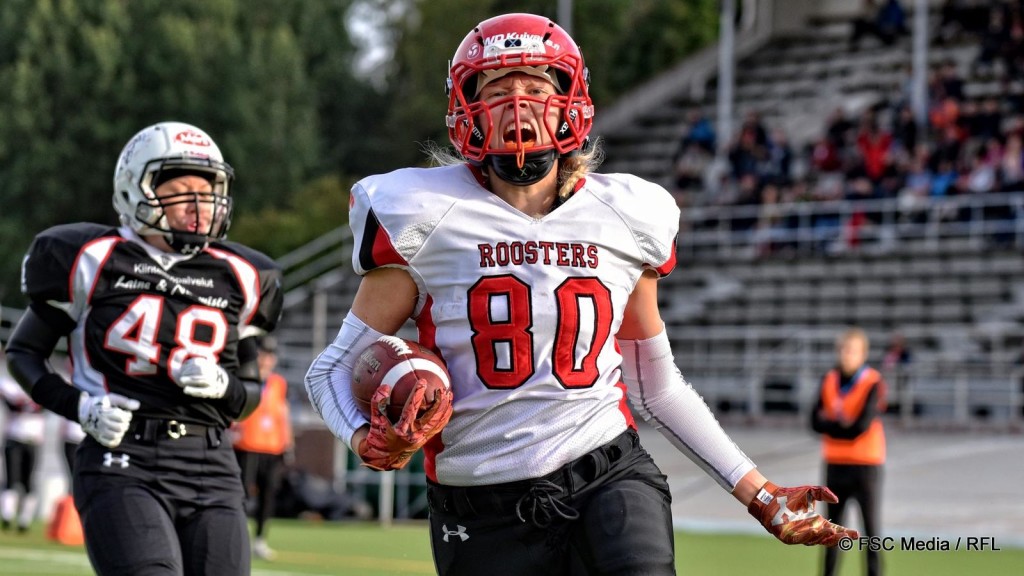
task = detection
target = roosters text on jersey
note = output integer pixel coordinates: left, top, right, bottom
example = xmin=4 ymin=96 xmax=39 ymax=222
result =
xmin=477 ymin=240 xmax=599 ymax=269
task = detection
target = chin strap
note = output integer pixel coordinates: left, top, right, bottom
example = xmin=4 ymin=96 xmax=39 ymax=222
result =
xmin=167 ymin=231 xmax=209 ymax=255
xmin=487 ymin=150 xmax=558 ymax=185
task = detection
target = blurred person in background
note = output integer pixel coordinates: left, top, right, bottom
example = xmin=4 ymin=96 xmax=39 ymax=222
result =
xmin=811 ymin=328 xmax=888 ymax=576
xmin=0 ymin=359 xmax=45 ymax=533
xmin=233 ymin=335 xmax=293 ymax=561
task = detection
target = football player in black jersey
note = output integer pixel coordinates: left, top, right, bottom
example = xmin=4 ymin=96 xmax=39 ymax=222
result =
xmin=4 ymin=121 xmax=283 ymax=576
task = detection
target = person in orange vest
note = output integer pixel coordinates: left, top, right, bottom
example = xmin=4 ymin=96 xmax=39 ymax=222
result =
xmin=811 ymin=327 xmax=887 ymax=576
xmin=232 ymin=336 xmax=293 ymax=561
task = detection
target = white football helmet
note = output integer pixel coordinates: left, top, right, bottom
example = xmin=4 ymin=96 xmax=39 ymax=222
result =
xmin=112 ymin=121 xmax=234 ymax=254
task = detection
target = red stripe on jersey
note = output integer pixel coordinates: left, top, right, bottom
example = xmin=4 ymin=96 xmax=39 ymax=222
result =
xmin=206 ymin=247 xmax=261 ymax=326
xmin=67 ymin=236 xmax=120 ymax=394
xmin=416 ymin=295 xmax=444 ymax=482
xmin=616 ymin=381 xmax=637 ymax=431
xmin=653 ymin=236 xmax=678 ymax=277
xmin=612 ymin=341 xmax=637 ymax=430
xmin=70 ymin=236 xmax=121 ymax=308
xmin=415 ymin=295 xmax=438 ymax=354
xmin=371 ymin=221 xmax=406 ymax=268
xmin=423 ymin=432 xmax=444 ymax=483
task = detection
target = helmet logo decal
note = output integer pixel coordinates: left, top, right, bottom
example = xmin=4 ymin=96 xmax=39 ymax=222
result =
xmin=174 ymin=129 xmax=212 ymax=147
xmin=119 ymin=131 xmax=152 ymax=166
xmin=481 ymin=33 xmax=558 ymax=59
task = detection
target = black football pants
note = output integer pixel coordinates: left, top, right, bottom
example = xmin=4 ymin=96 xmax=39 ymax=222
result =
xmin=822 ymin=463 xmax=882 ymax=576
xmin=235 ymin=450 xmax=285 ymax=538
xmin=3 ymin=440 xmax=38 ymax=492
xmin=428 ymin=430 xmax=676 ymax=576
xmin=73 ymin=424 xmax=249 ymax=576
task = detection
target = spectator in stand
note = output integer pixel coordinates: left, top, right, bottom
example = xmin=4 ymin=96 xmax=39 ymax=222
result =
xmin=929 ymin=95 xmax=961 ymax=137
xmin=974 ymin=98 xmax=1005 ymax=142
xmin=850 ymin=0 xmax=909 ymax=50
xmin=999 ymin=132 xmax=1024 ymax=191
xmin=957 ymin=99 xmax=980 ymax=140
xmin=961 ymin=146 xmax=999 ymax=195
xmin=976 ymin=4 xmax=1009 ymax=75
xmin=930 ymin=123 xmax=964 ymax=172
xmin=0 ymin=366 xmax=45 ymax=533
xmin=672 ymin=141 xmax=713 ymax=204
xmin=671 ymin=111 xmax=715 ymax=201
xmin=811 ymin=328 xmax=888 ymax=576
xmin=753 ymin=183 xmax=788 ymax=256
xmin=233 ymin=336 xmax=293 ymax=562
xmin=678 ymin=109 xmax=717 ymax=154
xmin=1000 ymin=9 xmax=1024 ymax=79
xmin=728 ymin=125 xmax=766 ymax=182
xmin=880 ymin=331 xmax=914 ymax=416
xmin=825 ymin=107 xmax=855 ymax=150
xmin=765 ymin=128 xmax=795 ymax=186
xmin=931 ymin=158 xmax=959 ymax=197
xmin=936 ymin=0 xmax=988 ymax=44
xmin=891 ymin=104 xmax=918 ymax=154
xmin=881 ymin=332 xmax=911 ymax=371
xmin=741 ymin=109 xmax=770 ymax=148
xmin=938 ymin=60 xmax=965 ymax=102
xmin=896 ymin=147 xmax=932 ymax=224
xmin=855 ymin=112 xmax=894 ymax=185
xmin=876 ymin=0 xmax=909 ymax=44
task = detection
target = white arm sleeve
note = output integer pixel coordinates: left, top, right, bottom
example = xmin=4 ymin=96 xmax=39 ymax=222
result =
xmin=304 ymin=312 xmax=386 ymax=450
xmin=618 ymin=328 xmax=756 ymax=490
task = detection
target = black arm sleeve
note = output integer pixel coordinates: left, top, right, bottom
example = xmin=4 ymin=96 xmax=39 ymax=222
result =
xmin=217 ymin=336 xmax=262 ymax=420
xmin=4 ymin=306 xmax=80 ymax=422
xmin=810 ymin=385 xmax=881 ymax=440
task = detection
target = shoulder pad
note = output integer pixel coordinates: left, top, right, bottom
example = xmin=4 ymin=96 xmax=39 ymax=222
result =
xmin=21 ymin=223 xmax=119 ymax=305
xmin=585 ymin=174 xmax=680 ymax=276
xmin=349 ymin=165 xmax=471 ymax=275
xmin=207 ymin=241 xmax=284 ymax=336
xmin=212 ymin=240 xmax=280 ymax=273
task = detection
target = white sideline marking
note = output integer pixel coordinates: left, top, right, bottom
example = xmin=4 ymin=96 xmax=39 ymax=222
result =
xmin=0 ymin=548 xmax=339 ymax=576
xmin=0 ymin=547 xmax=91 ymax=571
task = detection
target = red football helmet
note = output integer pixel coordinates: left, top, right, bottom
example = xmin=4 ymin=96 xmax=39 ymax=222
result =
xmin=446 ymin=13 xmax=594 ymax=167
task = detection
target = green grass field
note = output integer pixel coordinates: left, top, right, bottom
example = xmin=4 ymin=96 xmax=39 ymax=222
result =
xmin=1 ymin=519 xmax=1020 ymax=575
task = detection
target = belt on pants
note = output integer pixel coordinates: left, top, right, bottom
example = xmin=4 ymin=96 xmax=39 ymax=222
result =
xmin=427 ymin=429 xmax=638 ymax=526
xmin=128 ymin=417 xmax=223 ymax=446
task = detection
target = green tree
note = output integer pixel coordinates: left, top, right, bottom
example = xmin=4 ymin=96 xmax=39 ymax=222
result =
xmin=376 ymin=0 xmax=718 ymax=166
xmin=0 ymin=0 xmax=352 ymax=302
xmin=229 ymin=174 xmax=354 ymax=260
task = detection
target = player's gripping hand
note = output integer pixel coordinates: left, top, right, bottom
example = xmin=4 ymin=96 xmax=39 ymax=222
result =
xmin=747 ymin=481 xmax=860 ymax=546
xmin=78 ymin=393 xmax=141 ymax=448
xmin=175 ymin=356 xmax=230 ymax=399
xmin=357 ymin=379 xmax=453 ymax=471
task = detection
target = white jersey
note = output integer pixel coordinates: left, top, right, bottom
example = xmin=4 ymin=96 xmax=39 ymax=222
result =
xmin=350 ymin=164 xmax=679 ymax=486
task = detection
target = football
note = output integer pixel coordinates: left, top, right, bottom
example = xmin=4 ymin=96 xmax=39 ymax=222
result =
xmin=351 ymin=336 xmax=451 ymax=423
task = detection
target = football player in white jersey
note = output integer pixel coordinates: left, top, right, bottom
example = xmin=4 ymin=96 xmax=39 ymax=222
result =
xmin=306 ymin=13 xmax=858 ymax=575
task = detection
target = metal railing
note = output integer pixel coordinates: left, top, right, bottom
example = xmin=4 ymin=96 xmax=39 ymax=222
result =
xmin=671 ymin=325 xmax=1024 ymax=428
xmin=679 ymin=191 xmax=1024 ymax=260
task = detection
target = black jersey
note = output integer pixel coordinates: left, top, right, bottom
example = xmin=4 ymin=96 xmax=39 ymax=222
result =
xmin=21 ymin=223 xmax=283 ymax=427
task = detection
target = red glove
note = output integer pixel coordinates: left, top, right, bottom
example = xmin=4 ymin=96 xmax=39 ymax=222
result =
xmin=357 ymin=379 xmax=453 ymax=471
xmin=748 ymin=481 xmax=860 ymax=546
